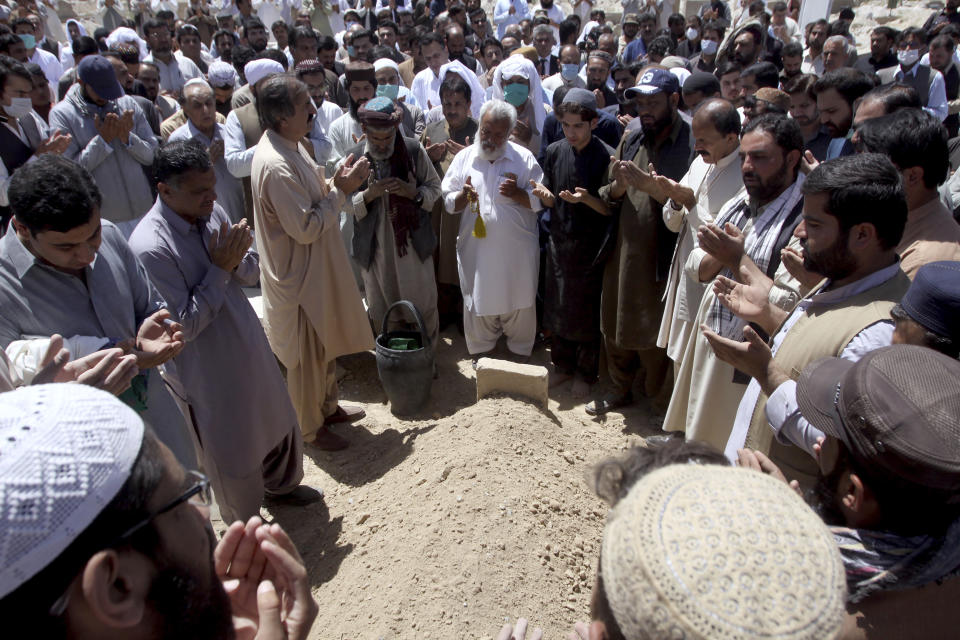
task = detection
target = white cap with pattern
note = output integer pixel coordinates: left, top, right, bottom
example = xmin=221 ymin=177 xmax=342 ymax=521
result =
xmin=601 ymin=465 xmax=847 ymax=640
xmin=0 ymin=384 xmax=144 ymax=599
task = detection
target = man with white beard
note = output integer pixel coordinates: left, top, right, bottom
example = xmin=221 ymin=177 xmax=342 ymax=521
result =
xmin=440 ymin=99 xmax=543 ymax=361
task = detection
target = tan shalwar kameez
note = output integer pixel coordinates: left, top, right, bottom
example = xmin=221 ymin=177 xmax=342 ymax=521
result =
xmin=252 ymin=129 xmax=375 ymax=440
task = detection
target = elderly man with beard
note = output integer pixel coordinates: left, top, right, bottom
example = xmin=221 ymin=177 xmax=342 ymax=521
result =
xmin=252 ymin=75 xmax=373 ymax=451
xmin=441 ymin=99 xmax=543 ymax=361
xmin=663 ymin=115 xmax=807 ymax=452
xmin=421 ymin=73 xmax=478 ymax=325
xmin=0 ymin=384 xmax=318 ymax=640
xmin=341 ymin=97 xmax=442 ymax=352
xmin=703 ymin=153 xmax=910 ymax=489
xmin=654 ymin=99 xmax=744 ymax=380
xmin=587 ymin=68 xmax=694 ymax=416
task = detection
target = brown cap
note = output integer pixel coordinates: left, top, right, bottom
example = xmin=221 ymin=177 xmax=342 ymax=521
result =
xmin=623 ymin=13 xmax=639 ymax=24
xmin=345 ymin=61 xmax=376 ymax=84
xmin=755 ymin=87 xmax=791 ymax=111
xmin=797 ymin=345 xmax=960 ymax=491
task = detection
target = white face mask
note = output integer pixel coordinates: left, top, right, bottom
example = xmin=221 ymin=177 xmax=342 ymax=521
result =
xmin=898 ymin=48 xmax=920 ymax=67
xmin=701 ymin=39 xmax=719 ymax=55
xmin=685 ymin=27 xmax=699 ymax=41
xmin=3 ymin=96 xmax=33 ymax=118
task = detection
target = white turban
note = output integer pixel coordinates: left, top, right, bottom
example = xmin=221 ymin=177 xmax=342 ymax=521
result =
xmin=244 ymin=59 xmax=284 ymax=86
xmin=437 ymin=60 xmax=486 ymax=119
xmin=106 ymin=27 xmax=148 ymax=62
xmin=492 ymin=55 xmax=545 ymax=132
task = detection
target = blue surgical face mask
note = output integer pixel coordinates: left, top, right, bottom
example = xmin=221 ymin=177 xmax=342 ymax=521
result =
xmin=503 ymin=82 xmax=529 ymax=107
xmin=18 ymin=33 xmax=36 ymax=50
xmin=561 ymin=63 xmax=579 ymax=81
xmin=347 ymin=45 xmax=357 ymax=58
xmin=376 ymin=83 xmax=399 ymax=100
xmin=701 ymin=38 xmax=719 ymax=55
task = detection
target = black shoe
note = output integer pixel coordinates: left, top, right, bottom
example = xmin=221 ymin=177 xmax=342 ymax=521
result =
xmin=585 ymin=393 xmax=633 ymax=416
xmin=264 ymin=485 xmax=324 ymax=507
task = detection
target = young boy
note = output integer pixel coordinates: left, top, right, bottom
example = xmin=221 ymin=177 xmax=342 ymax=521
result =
xmin=531 ymin=88 xmax=614 ymax=397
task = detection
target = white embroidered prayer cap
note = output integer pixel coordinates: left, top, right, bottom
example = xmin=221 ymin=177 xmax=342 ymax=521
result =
xmin=601 ymin=465 xmax=847 ymax=640
xmin=0 ymin=384 xmax=144 ymax=599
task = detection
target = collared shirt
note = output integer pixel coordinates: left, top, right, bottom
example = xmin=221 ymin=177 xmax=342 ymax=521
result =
xmin=223 ymin=109 xmax=258 ymax=178
xmin=144 ymin=52 xmax=203 ymax=93
xmin=441 ymin=141 xmax=544 ymax=316
xmin=801 ymin=49 xmax=823 ymax=76
xmin=0 ymin=220 xmax=165 ymax=348
xmin=895 ymin=63 xmax=949 ymax=122
xmin=169 ymin=120 xmax=246 ymax=223
xmin=723 ymin=261 xmax=902 ymax=462
xmin=410 ymin=66 xmax=443 ymax=113
xmin=128 ymin=198 xmax=297 ymax=472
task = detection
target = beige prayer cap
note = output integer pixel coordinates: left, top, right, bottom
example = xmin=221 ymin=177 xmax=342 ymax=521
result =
xmin=601 ymin=465 xmax=847 ymax=640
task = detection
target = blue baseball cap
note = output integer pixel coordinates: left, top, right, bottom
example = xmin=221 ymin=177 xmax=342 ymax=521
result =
xmin=900 ymin=260 xmax=960 ymax=343
xmin=77 ymin=55 xmax=124 ymax=101
xmin=626 ymin=67 xmax=680 ymax=97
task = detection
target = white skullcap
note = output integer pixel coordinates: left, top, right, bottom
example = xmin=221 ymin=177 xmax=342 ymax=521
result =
xmin=373 ymin=58 xmax=400 ymax=74
xmin=244 ymin=59 xmax=284 ymax=86
xmin=184 ymin=78 xmax=212 ymax=91
xmin=0 ymin=384 xmax=145 ymax=600
xmin=601 ymin=465 xmax=847 ymax=640
xmin=207 ymin=60 xmax=238 ymax=88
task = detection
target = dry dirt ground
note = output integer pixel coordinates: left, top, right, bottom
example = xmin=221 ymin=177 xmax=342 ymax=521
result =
xmin=259 ymin=328 xmax=663 ymax=640
xmin=51 ymin=1 xmax=939 ymax=637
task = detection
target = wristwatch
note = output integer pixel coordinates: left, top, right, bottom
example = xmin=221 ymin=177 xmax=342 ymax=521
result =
xmin=414 ymin=192 xmax=424 ymax=207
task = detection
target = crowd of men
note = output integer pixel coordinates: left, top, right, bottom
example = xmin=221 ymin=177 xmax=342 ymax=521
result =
xmin=2 ymin=0 xmax=960 ymax=636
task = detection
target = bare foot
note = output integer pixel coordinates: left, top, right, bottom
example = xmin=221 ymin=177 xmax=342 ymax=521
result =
xmin=570 ymin=376 xmax=591 ymax=398
xmin=550 ymin=371 xmax=573 ymax=388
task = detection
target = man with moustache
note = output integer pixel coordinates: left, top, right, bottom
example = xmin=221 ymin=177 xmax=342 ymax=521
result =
xmin=783 ymin=74 xmax=831 ymax=162
xmin=664 ymin=114 xmax=806 ymax=452
xmin=811 ymin=69 xmax=873 ymax=161
xmin=341 ymin=97 xmax=442 ymax=352
xmin=707 ymin=153 xmax=911 ymax=489
xmin=441 ymin=99 xmax=543 ymax=362
xmin=654 ymin=99 xmax=744 ymax=379
xmin=586 ymin=68 xmax=694 ymax=416
xmin=251 ymin=75 xmax=373 ymax=450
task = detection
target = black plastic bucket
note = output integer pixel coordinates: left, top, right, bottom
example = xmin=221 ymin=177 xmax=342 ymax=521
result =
xmin=375 ymin=300 xmax=434 ymax=415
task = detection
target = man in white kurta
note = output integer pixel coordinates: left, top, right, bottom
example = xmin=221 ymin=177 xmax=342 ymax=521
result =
xmin=656 ymin=99 xmax=744 ymax=371
xmin=441 ymin=101 xmax=544 ymax=357
xmin=252 ymin=75 xmax=373 ymax=450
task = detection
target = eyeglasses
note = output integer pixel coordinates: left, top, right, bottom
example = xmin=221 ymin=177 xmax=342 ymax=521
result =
xmin=49 ymin=471 xmax=213 ymax=617
xmin=114 ymin=470 xmax=213 ymax=543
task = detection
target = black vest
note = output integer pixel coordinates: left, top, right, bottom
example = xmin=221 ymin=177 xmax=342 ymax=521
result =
xmin=0 ymin=121 xmax=35 ymax=231
xmin=348 ymin=136 xmax=437 ymax=270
